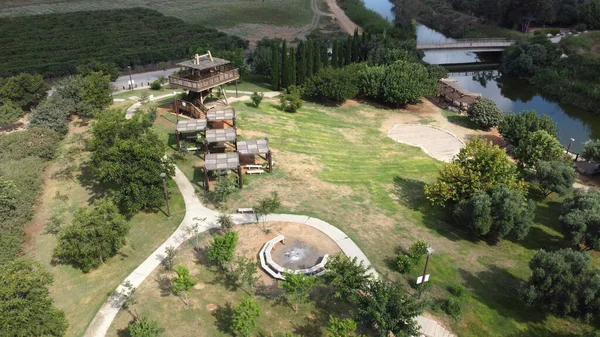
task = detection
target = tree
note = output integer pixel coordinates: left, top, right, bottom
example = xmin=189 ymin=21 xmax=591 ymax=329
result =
xmin=560 ymin=189 xmax=600 ymax=251
xmin=29 ymin=95 xmax=73 ymax=134
xmin=83 ymin=71 xmax=113 ymax=113
xmin=514 ymin=130 xmax=568 ymax=167
xmin=282 ymin=40 xmax=289 ymax=89
xmin=297 ymin=40 xmax=307 ymax=85
xmin=231 ymin=297 xmax=262 ymax=337
xmin=161 ymin=246 xmax=178 ymax=271
xmin=89 ymin=110 xmax=174 ymax=217
xmin=271 ymin=41 xmax=280 ymax=91
xmin=210 ymin=176 xmax=238 ymax=203
xmin=582 ymin=139 xmax=600 ymax=162
xmin=217 ymin=213 xmax=236 ymax=233
xmin=303 ymin=66 xmax=361 ymax=102
xmin=534 ymin=160 xmax=575 ymax=197
xmin=128 ymin=315 xmax=165 ymax=337
xmin=322 ymin=254 xmax=370 ymax=301
xmin=53 ymin=198 xmax=129 ymax=272
xmin=0 ymin=176 xmax=18 ymax=215
xmin=581 ymin=0 xmax=600 ymax=30
xmin=453 ymin=184 xmax=535 ymax=241
xmin=521 ymin=249 xmax=600 ymax=319
xmin=279 ymin=85 xmax=303 ymax=113
xmin=250 ymin=92 xmax=264 ymax=107
xmin=206 ymin=231 xmax=239 ymax=268
xmin=307 ymin=39 xmax=315 ymax=78
xmin=77 ymin=61 xmax=120 ymax=81
xmin=289 ymin=47 xmax=297 ymax=87
xmin=425 ymin=137 xmax=526 ymax=207
xmin=498 ymin=110 xmax=558 ymax=147
xmin=0 ymin=73 xmax=49 ymax=109
xmin=467 ymin=98 xmax=503 ymax=129
xmin=281 ymin=272 xmax=316 ymax=312
xmin=0 ymin=259 xmax=68 ymax=336
xmin=355 ymin=277 xmax=423 ymax=337
xmin=254 ymin=191 xmax=281 ymax=230
xmin=327 ymin=316 xmax=361 ymax=337
xmin=0 ymin=100 xmax=24 ymax=124
xmin=500 ymin=39 xmax=559 ymax=77
xmin=171 ymin=265 xmax=196 ymax=306
xmin=331 ymin=40 xmax=339 ymax=68
xmin=150 ymin=80 xmax=161 ymax=90
xmin=229 ymin=255 xmax=260 ymax=293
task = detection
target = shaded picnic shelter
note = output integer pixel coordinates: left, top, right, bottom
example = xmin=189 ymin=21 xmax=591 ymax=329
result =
xmin=237 ymin=138 xmax=273 ymax=173
xmin=203 ymin=152 xmax=243 ymax=190
xmin=176 ymin=119 xmax=207 ymax=151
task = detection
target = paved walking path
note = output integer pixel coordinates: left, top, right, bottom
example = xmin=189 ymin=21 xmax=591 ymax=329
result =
xmin=388 ymin=124 xmax=465 ymax=162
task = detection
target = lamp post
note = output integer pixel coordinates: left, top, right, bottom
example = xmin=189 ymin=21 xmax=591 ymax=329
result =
xmin=418 ymin=247 xmax=434 ymax=299
xmin=127 ymin=66 xmax=133 ymax=90
xmin=566 ymin=138 xmax=575 ymax=154
xmin=160 ymin=173 xmax=170 ymax=218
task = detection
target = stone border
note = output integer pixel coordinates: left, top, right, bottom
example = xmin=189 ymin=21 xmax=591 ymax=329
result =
xmin=259 ymin=234 xmax=328 ymax=280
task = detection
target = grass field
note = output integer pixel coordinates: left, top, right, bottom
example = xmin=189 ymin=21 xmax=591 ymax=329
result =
xmin=23 ymin=119 xmax=186 ymax=337
xmin=0 ymin=0 xmax=313 ymax=28
xmin=121 ymin=98 xmax=598 ymax=336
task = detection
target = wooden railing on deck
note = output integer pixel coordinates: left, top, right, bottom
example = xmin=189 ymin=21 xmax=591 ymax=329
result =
xmin=169 ymin=69 xmax=239 ymax=92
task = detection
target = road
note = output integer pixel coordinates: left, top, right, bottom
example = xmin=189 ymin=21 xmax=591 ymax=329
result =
xmin=324 ymin=0 xmax=362 ymax=35
xmin=112 ymin=68 xmax=178 ymax=91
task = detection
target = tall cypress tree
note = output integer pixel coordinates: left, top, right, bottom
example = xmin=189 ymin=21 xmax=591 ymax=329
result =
xmin=361 ymin=29 xmax=368 ymax=60
xmin=353 ymin=29 xmax=360 ymax=62
xmin=314 ymin=40 xmax=323 ymax=72
xmin=281 ymin=40 xmax=288 ymax=89
xmin=289 ymin=47 xmax=297 ymax=87
xmin=346 ymin=36 xmax=353 ymax=65
xmin=297 ymin=40 xmax=307 ymax=85
xmin=307 ymin=39 xmax=314 ymax=78
xmin=338 ymin=39 xmax=345 ymax=67
xmin=331 ymin=40 xmax=338 ymax=68
xmin=271 ymin=41 xmax=280 ymax=91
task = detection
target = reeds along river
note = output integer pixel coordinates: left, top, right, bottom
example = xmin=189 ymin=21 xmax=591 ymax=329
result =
xmin=363 ymin=0 xmax=598 ymax=152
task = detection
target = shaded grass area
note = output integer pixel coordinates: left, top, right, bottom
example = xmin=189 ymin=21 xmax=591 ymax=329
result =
xmin=0 ymin=0 xmax=313 ymax=28
xmin=23 ymin=122 xmax=185 ymax=337
xmin=223 ymin=74 xmax=274 ymax=93
xmin=129 ymin=98 xmax=595 ymax=336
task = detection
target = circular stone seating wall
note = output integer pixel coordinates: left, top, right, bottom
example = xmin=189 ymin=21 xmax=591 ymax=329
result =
xmin=259 ymin=234 xmax=328 ymax=280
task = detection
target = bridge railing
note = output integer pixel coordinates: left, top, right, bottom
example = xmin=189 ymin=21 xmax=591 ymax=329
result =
xmin=417 ymin=38 xmax=516 ymax=49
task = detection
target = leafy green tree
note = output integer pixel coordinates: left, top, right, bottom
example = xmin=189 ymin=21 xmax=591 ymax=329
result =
xmin=327 ymin=316 xmax=361 ymax=337
xmin=581 ymin=0 xmax=600 ymax=29
xmin=77 ymin=61 xmax=120 ymax=81
xmin=150 ymin=80 xmax=161 ymax=90
xmin=453 ymin=184 xmax=535 ymax=241
xmin=217 ymin=213 xmax=236 ymax=233
xmin=89 ymin=110 xmax=173 ymax=217
xmin=289 ymin=47 xmax=297 ymax=87
xmin=83 ymin=71 xmax=113 ymax=113
xmin=408 ymin=239 xmax=430 ymax=262
xmin=210 ymin=176 xmax=238 ymax=203
xmin=254 ymin=191 xmax=281 ymax=230
xmin=282 ymin=40 xmax=289 ymax=89
xmin=358 ymin=60 xmax=438 ymax=106
xmin=0 ymin=176 xmax=18 ymax=214
xmin=231 ymin=297 xmax=261 ymax=337
xmin=0 ymin=100 xmax=24 ymax=124
xmin=0 ymin=259 xmax=68 ymax=337
xmin=582 ymin=139 xmax=600 ymax=162
xmin=53 ymin=198 xmax=129 ymax=272
xmin=303 ymin=66 xmax=361 ymax=102
xmin=0 ymin=73 xmax=49 ymax=109
xmin=251 ymin=38 xmax=274 ymax=79
xmin=206 ymin=231 xmax=239 ymax=268
xmin=560 ymin=189 xmax=600 ymax=251
xmin=279 ymin=85 xmax=303 ymax=113
xmin=500 ymin=39 xmax=560 ymax=77
xmin=521 ymin=249 xmax=600 ymax=319
xmin=467 ymin=98 xmax=503 ymax=129
xmin=331 ymin=40 xmax=339 ymax=68
xmin=128 ymin=315 xmax=165 ymax=337
xmin=322 ymin=254 xmax=371 ymax=301
xmin=250 ymin=92 xmax=264 ymax=107
xmin=425 ymin=137 xmax=526 ymax=207
xmin=498 ymin=110 xmax=558 ymax=147
xmin=297 ymin=40 xmax=307 ymax=85
xmin=355 ymin=277 xmax=423 ymax=337
xmin=281 ymin=272 xmax=316 ymax=312
xmin=271 ymin=41 xmax=280 ymax=91
xmin=307 ymin=39 xmax=315 ymax=78
xmin=172 ymin=265 xmax=196 ymax=295
xmin=29 ymin=95 xmax=73 ymax=134
xmin=514 ymin=130 xmax=568 ymax=167
xmin=534 ymin=160 xmax=575 ymax=197
xmin=229 ymin=255 xmax=260 ymax=293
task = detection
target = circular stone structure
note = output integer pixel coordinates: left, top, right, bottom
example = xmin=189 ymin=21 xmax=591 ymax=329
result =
xmin=388 ymin=124 xmax=465 ymax=162
xmin=259 ymin=235 xmax=329 ymax=280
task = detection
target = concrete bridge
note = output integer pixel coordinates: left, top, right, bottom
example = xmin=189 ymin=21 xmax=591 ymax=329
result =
xmin=417 ymin=39 xmax=516 ymax=52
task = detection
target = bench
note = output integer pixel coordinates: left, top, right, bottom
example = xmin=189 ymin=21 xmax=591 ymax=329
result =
xmin=244 ymin=164 xmax=263 ymax=169
xmin=246 ymin=169 xmax=264 ymax=175
xmin=237 ymin=208 xmax=254 ymax=214
xmin=185 ymin=147 xmax=200 ymax=152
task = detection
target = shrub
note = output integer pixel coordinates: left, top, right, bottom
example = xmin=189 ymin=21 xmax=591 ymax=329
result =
xmin=232 ymin=297 xmax=261 ymax=337
xmin=150 ymin=80 xmax=161 ymax=90
xmin=0 ymin=101 xmax=24 ymax=124
xmin=217 ymin=213 xmax=235 ymax=233
xmin=280 ymin=85 xmax=303 ymax=112
xmin=210 ymin=176 xmax=237 ymax=203
xmin=447 ymin=285 xmax=466 ymax=298
xmin=250 ymin=92 xmax=264 ymax=107
xmin=396 ymin=254 xmax=413 ymax=273
xmin=206 ymin=231 xmax=239 ymax=268
xmin=514 ymin=130 xmax=569 ymax=167
xmin=467 ymin=98 xmax=503 ymax=129
xmin=128 ymin=316 xmax=165 ymax=337
xmin=0 ymin=126 xmax=61 ymax=161
xmin=498 ymin=110 xmax=558 ymax=147
xmin=408 ymin=239 xmax=430 ymax=262
xmin=171 ymin=265 xmax=196 ymax=294
xmin=303 ymin=66 xmax=360 ymax=102
xmin=161 ymin=246 xmax=178 ymax=271
xmin=534 ymin=160 xmax=575 ymax=197
xmin=440 ymin=298 xmax=463 ymax=319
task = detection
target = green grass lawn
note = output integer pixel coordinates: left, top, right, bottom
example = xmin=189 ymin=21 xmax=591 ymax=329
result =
xmin=23 ymin=122 xmax=186 ymax=337
xmin=109 ymin=98 xmax=598 ymax=336
xmin=0 ymin=0 xmax=313 ymax=28
xmin=223 ymin=74 xmax=274 ymax=93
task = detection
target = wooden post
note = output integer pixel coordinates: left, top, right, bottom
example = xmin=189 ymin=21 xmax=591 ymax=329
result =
xmin=203 ymin=168 xmax=210 ymax=191
xmin=176 ymin=131 xmax=181 ymax=151
xmin=221 ymin=85 xmax=228 ymax=105
xmin=235 ymin=79 xmax=238 ymax=98
xmin=237 ymin=165 xmax=243 ymax=189
xmin=268 ymin=151 xmax=273 ymax=173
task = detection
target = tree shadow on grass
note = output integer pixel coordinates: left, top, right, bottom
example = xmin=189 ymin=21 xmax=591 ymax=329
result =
xmin=443 ymin=112 xmax=479 ymax=129
xmin=77 ymin=162 xmax=106 ymax=203
xmin=393 ymin=176 xmax=474 ymax=243
xmin=155 ymin=274 xmax=172 ymax=297
xmin=507 ymin=325 xmax=584 ymax=337
xmin=459 ymin=265 xmax=546 ymax=325
xmin=212 ymin=302 xmax=234 ymax=335
xmin=508 ymin=199 xmax=566 ymax=251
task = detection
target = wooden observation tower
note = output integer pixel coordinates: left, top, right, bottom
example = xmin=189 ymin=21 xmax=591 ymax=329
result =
xmin=169 ymin=51 xmax=239 ymax=116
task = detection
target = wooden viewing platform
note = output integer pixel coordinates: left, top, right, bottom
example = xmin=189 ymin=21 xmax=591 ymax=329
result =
xmin=169 ymin=51 xmax=239 ymax=97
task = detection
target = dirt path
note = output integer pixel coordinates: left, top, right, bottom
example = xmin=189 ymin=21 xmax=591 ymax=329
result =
xmin=324 ymin=0 xmax=362 ymax=34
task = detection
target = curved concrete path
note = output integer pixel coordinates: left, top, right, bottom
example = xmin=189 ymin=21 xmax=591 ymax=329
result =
xmin=388 ymin=124 xmax=465 ymax=162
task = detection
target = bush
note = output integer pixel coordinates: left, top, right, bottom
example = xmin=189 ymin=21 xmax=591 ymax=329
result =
xmin=128 ymin=316 xmax=165 ymax=337
xmin=396 ymin=254 xmax=413 ymax=273
xmin=498 ymin=110 xmax=558 ymax=147
xmin=447 ymin=285 xmax=466 ymax=298
xmin=0 ymin=101 xmax=24 ymax=124
xmin=150 ymin=80 xmax=161 ymax=90
xmin=303 ymin=66 xmax=360 ymax=102
xmin=0 ymin=126 xmax=61 ymax=161
xmin=467 ymin=98 xmax=503 ymax=129
xmin=280 ymin=85 xmax=303 ymax=113
xmin=440 ymin=298 xmax=463 ymax=319
xmin=250 ymin=92 xmax=264 ymax=107
xmin=206 ymin=231 xmax=239 ymax=268
xmin=408 ymin=239 xmax=430 ymax=262
xmin=210 ymin=176 xmax=238 ymax=203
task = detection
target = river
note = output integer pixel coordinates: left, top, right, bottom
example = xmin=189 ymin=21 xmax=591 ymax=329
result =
xmin=363 ymin=0 xmax=597 ymax=152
